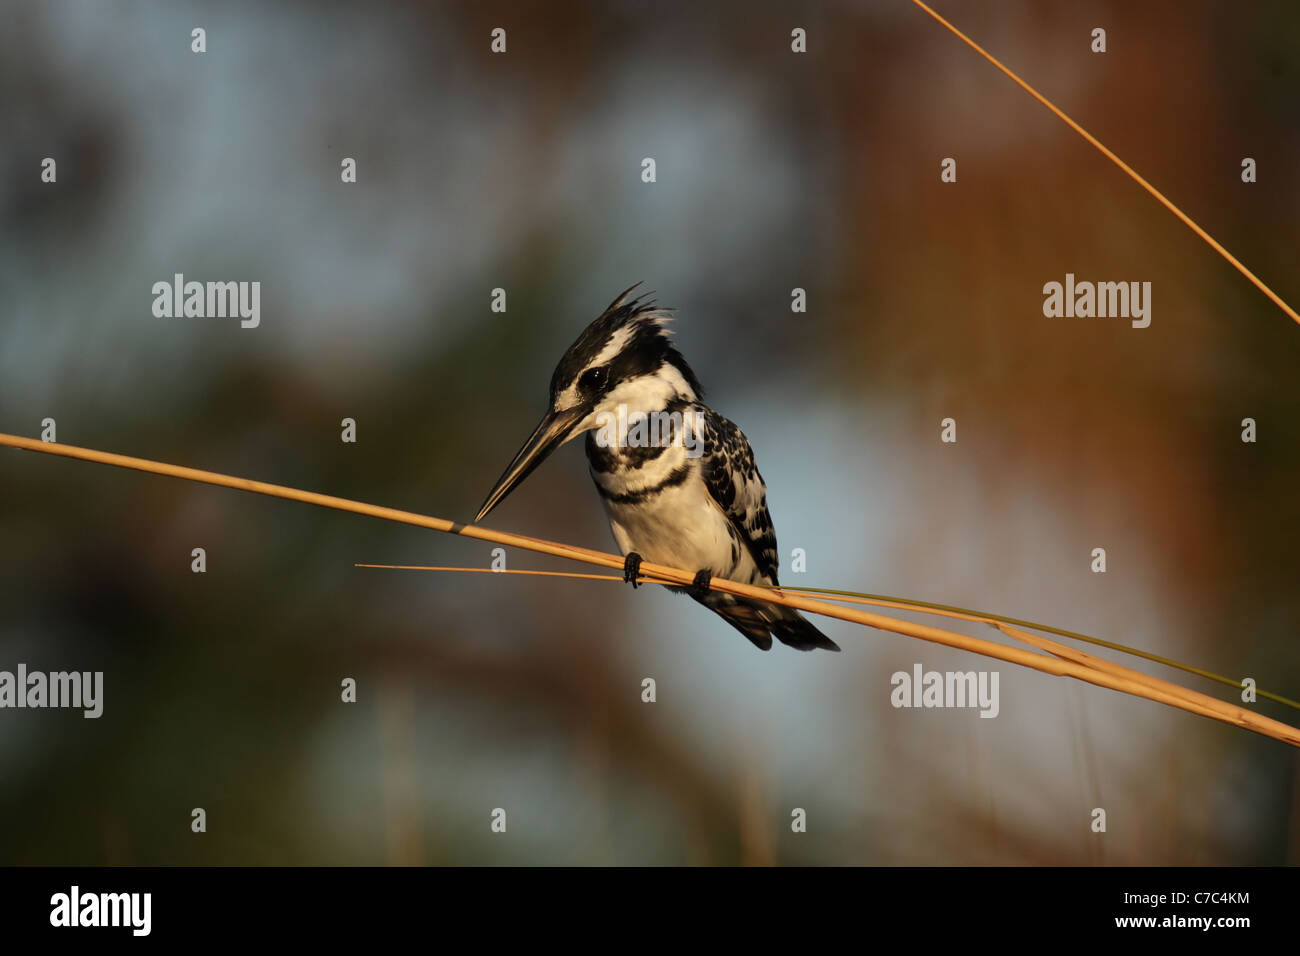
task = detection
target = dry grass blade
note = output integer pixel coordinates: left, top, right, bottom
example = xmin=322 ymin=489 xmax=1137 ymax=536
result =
xmin=909 ymin=0 xmax=1300 ymax=328
xmin=789 ymin=585 xmax=1300 ymax=710
xmin=3 ymin=432 xmax=1298 ymax=748
xmin=362 ymin=563 xmax=1300 ymax=736
xmin=779 ymin=586 xmax=1300 ymax=712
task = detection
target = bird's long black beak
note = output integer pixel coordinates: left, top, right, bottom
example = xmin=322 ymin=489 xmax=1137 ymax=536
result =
xmin=474 ymin=406 xmax=588 ymax=522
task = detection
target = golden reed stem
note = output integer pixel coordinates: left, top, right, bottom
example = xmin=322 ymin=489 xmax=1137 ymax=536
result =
xmin=3 ymin=433 xmax=1296 ymax=747
xmin=910 ymin=0 xmax=1300 ymax=327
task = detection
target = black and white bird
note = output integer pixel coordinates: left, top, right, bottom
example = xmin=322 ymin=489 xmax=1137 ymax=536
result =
xmin=474 ymin=286 xmax=839 ymax=653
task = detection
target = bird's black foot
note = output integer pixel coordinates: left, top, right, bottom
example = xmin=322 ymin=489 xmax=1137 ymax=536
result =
xmin=690 ymin=568 xmax=713 ymax=600
xmin=623 ymin=552 xmax=643 ymax=588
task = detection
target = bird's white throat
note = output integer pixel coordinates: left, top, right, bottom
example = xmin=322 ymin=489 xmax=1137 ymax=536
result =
xmin=591 ymin=403 xmax=705 ymax=458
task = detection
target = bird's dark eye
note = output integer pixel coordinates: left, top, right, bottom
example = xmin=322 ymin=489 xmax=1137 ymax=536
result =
xmin=579 ymin=366 xmax=608 ymax=394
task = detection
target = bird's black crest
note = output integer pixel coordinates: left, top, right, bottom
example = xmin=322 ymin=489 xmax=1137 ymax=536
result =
xmin=549 ymin=284 xmax=704 ymax=401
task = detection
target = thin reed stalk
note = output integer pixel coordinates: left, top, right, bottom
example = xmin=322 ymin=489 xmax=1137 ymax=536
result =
xmin=3 ymin=432 xmax=1297 ymax=748
xmin=355 ymin=565 xmax=1300 ymax=714
xmin=909 ymin=0 xmax=1300 ymax=327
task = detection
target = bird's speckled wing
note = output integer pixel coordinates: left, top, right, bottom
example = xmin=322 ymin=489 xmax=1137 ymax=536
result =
xmin=699 ymin=406 xmax=780 ymax=584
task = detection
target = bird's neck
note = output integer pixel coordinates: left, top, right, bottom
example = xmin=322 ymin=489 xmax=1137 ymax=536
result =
xmin=584 ymin=385 xmax=706 ymax=476
xmin=607 ymin=365 xmax=698 ymax=417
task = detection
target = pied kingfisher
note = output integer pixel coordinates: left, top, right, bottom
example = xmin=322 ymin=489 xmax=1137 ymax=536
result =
xmin=474 ymin=286 xmax=839 ymax=653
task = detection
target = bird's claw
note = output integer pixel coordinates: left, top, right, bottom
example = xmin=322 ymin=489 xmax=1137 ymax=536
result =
xmin=623 ymin=552 xmax=643 ymax=588
xmin=691 ymin=568 xmax=712 ymax=600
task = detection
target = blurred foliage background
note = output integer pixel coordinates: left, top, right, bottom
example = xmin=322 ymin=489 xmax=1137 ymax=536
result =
xmin=1 ymin=0 xmax=1298 ymax=864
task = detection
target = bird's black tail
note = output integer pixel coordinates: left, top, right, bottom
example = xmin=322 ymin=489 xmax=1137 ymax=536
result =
xmin=697 ymin=594 xmax=840 ymax=652
xmin=768 ymin=605 xmax=841 ymax=652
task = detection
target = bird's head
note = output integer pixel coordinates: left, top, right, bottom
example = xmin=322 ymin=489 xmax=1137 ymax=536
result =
xmin=474 ymin=284 xmax=702 ymax=522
